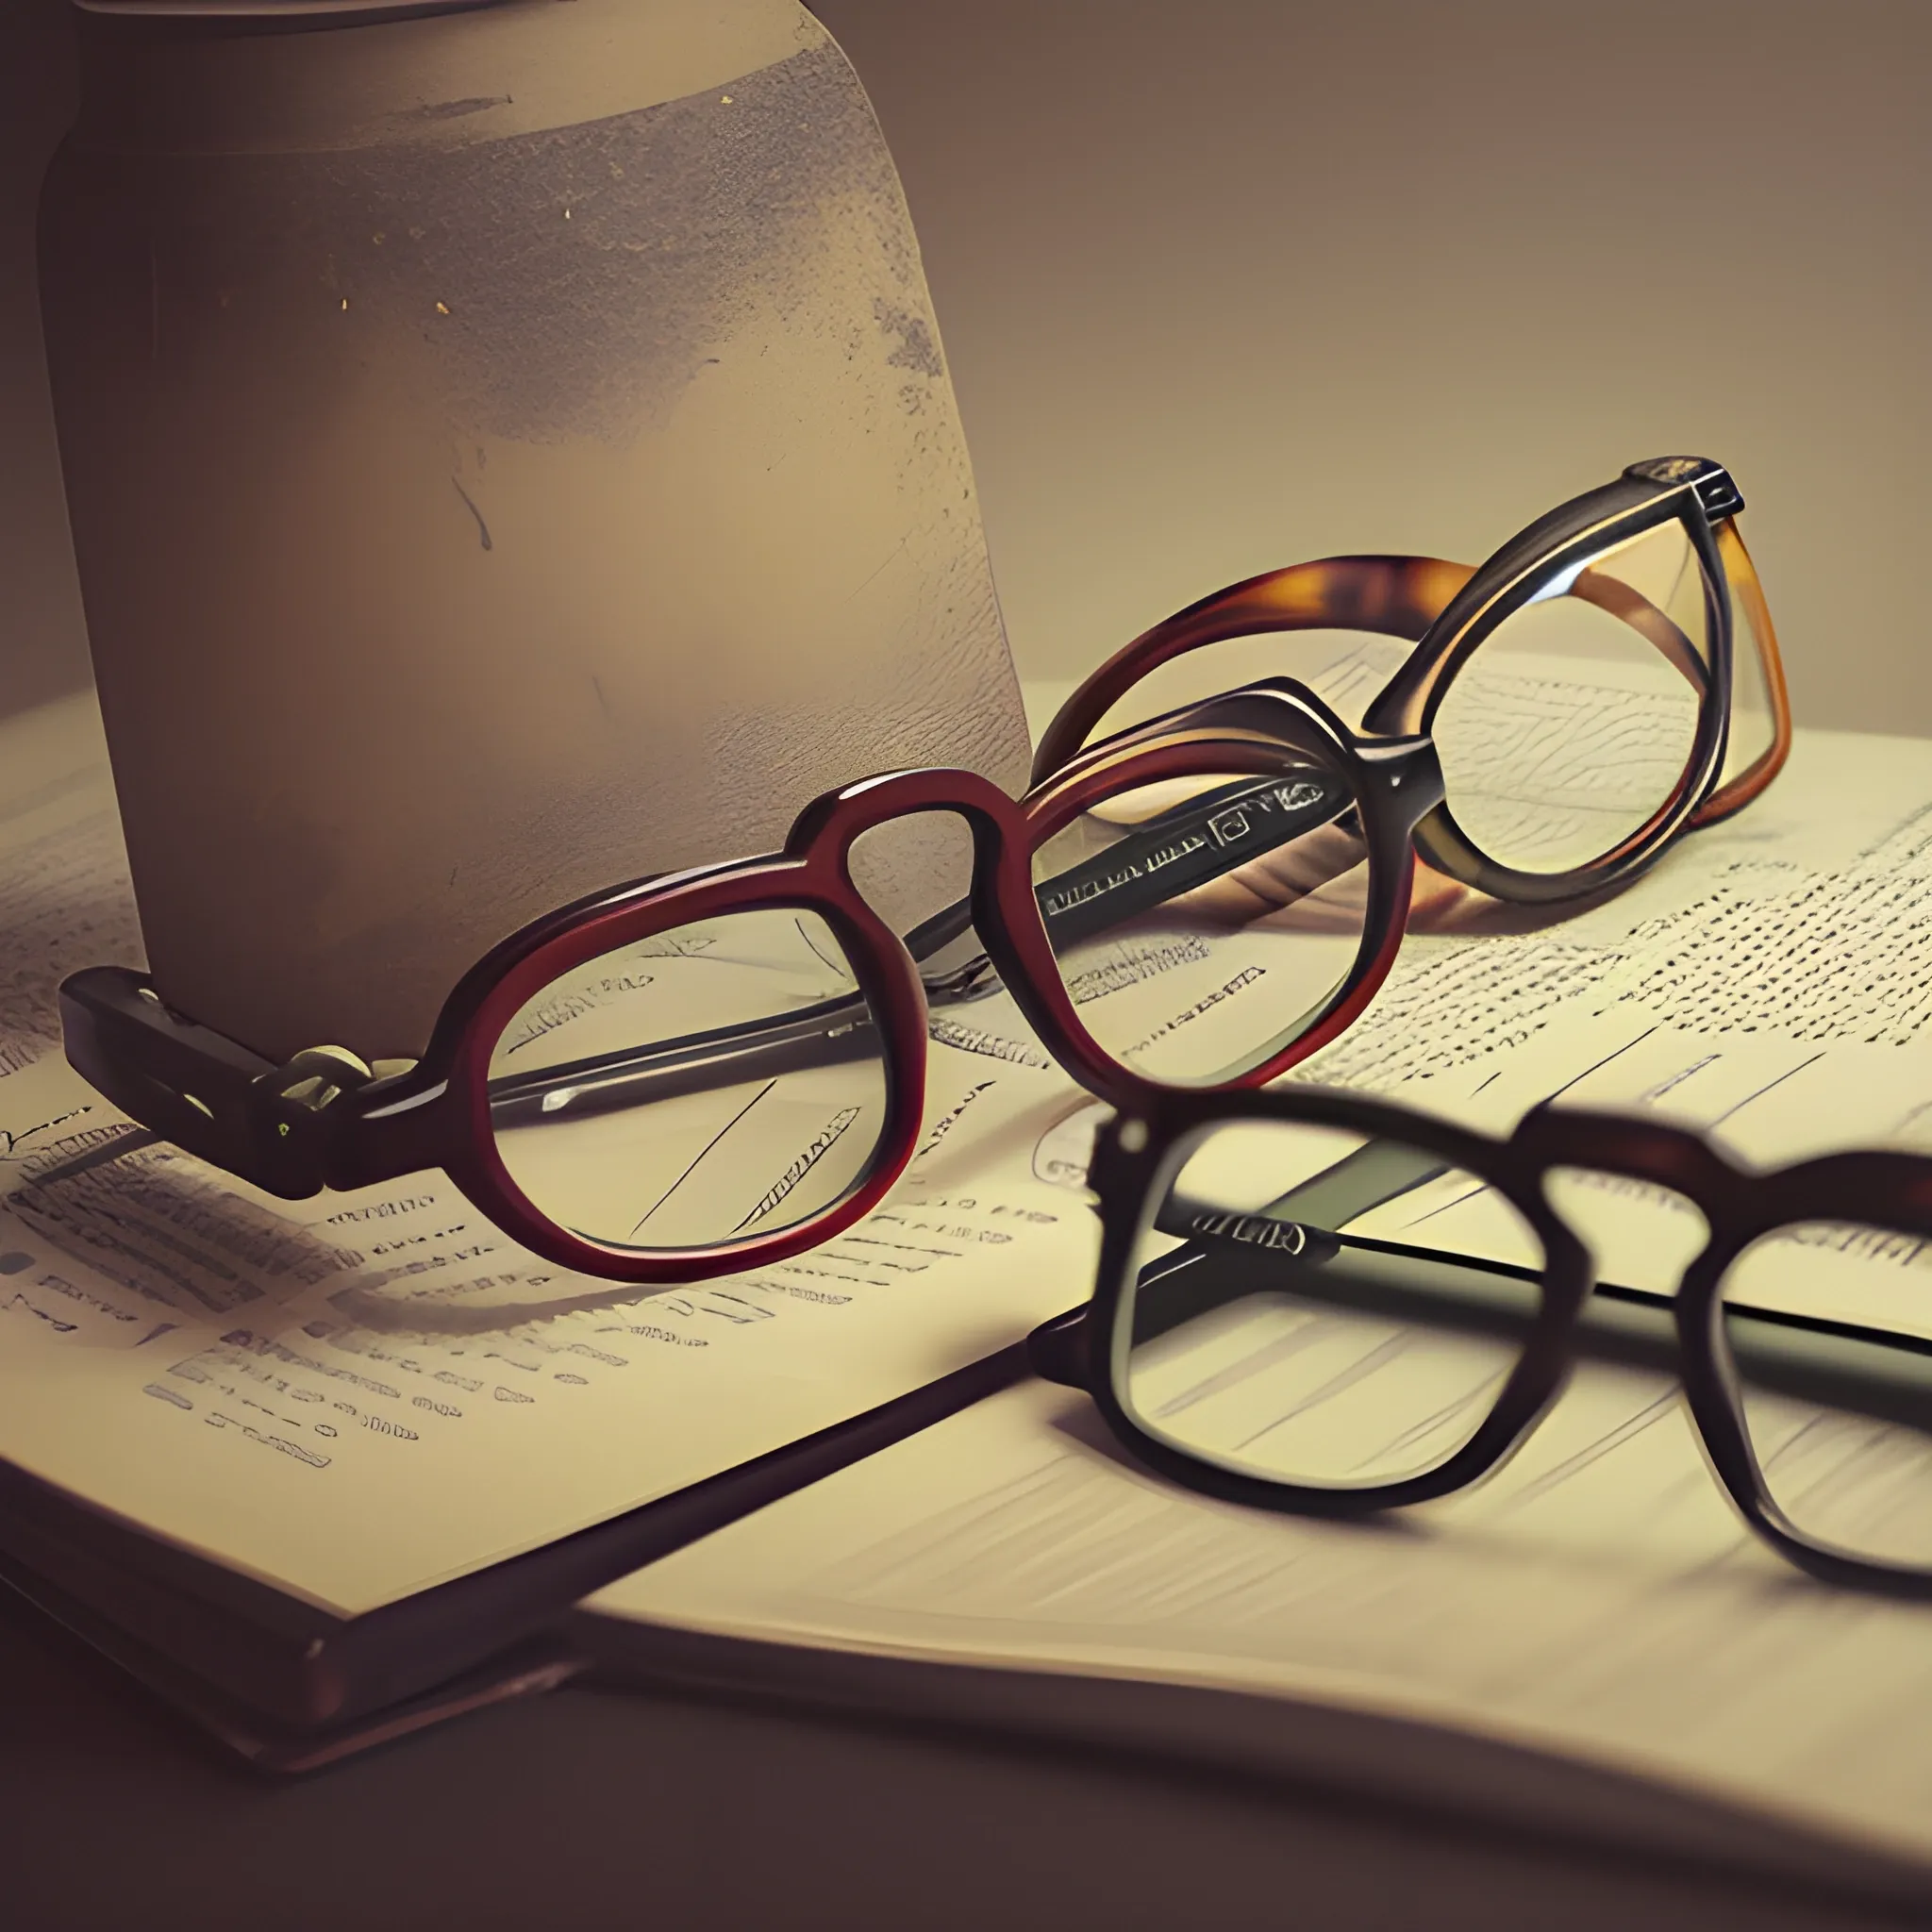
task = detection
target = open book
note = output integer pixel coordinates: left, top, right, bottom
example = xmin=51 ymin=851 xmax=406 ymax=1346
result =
xmin=561 ymin=709 xmax=1932 ymax=1909
xmin=578 ymin=1369 xmax=1932 ymax=1909
xmin=10 ymin=675 xmax=1932 ymax=1872
xmin=574 ymin=953 xmax=1932 ymax=1908
xmin=0 ymin=693 xmax=1106 ymax=1765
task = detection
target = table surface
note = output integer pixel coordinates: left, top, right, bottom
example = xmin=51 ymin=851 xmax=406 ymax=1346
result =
xmin=1 ymin=1583 xmax=1922 ymax=1932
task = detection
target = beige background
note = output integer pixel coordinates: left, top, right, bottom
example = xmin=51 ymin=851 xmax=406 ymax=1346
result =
xmin=4 ymin=0 xmax=1929 ymax=734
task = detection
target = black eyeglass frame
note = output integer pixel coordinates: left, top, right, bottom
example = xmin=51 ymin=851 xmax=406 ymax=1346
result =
xmin=1032 ymin=456 xmax=1790 ymax=908
xmin=1371 ymin=458 xmax=1742 ymax=902
xmin=1037 ymin=1082 xmax=1932 ymax=1598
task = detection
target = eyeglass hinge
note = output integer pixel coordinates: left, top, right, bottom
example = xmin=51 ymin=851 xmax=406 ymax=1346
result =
xmin=1692 ymin=469 xmax=1745 ymax=521
xmin=246 ymin=1045 xmax=385 ymax=1187
xmin=1624 ymin=455 xmax=1744 ymax=522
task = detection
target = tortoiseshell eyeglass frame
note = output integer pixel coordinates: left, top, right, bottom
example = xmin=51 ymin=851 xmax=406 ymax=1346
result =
xmin=58 ymin=686 xmax=1443 ymax=1288
xmin=1030 ymin=1084 xmax=1932 ymax=1599
xmin=1031 ymin=457 xmax=1791 ymax=908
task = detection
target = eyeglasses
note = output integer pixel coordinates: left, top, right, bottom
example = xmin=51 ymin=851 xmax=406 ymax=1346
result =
xmin=58 ymin=688 xmax=1449 ymax=1287
xmin=1033 ymin=456 xmax=1790 ymax=906
xmin=1030 ymin=1083 xmax=1932 ymax=1594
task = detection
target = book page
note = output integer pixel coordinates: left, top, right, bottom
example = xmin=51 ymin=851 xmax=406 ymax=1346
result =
xmin=1293 ymin=724 xmax=1932 ymax=1097
xmin=587 ymin=715 xmax=1932 ymax=1867
xmin=0 ymin=698 xmax=1102 ymax=1616
xmin=585 ymin=1367 xmax=1932 ymax=1869
xmin=0 ymin=1029 xmax=1102 ymax=1617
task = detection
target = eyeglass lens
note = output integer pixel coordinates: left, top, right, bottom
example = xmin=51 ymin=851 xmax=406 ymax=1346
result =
xmin=1115 ymin=1118 xmax=1544 ymax=1489
xmin=1430 ymin=519 xmax=1711 ymax=875
xmin=1030 ymin=745 xmax=1376 ymax=1089
xmin=1720 ymin=1224 xmax=1932 ymax=1571
xmin=484 ymin=907 xmax=890 ymax=1253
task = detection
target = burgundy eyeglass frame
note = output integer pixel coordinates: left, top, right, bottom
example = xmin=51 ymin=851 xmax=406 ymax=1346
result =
xmin=60 ymin=689 xmax=1444 ymax=1289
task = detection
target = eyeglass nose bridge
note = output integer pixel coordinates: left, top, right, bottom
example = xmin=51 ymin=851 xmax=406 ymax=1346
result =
xmin=784 ymin=765 xmax=1017 ymax=861
xmin=781 ymin=768 xmax=1024 ymax=935
xmin=1511 ymin=1102 xmax=1742 ymax=1206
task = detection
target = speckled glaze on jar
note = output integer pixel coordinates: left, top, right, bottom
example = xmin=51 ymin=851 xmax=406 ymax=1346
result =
xmin=40 ymin=0 xmax=1029 ymax=1061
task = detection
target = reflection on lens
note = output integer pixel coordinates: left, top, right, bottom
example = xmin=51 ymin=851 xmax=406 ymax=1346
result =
xmin=1433 ymin=519 xmax=1709 ymax=874
xmin=488 ymin=908 xmax=888 ymax=1253
xmin=1720 ymin=1222 xmax=1932 ymax=1571
xmin=1032 ymin=755 xmax=1371 ymax=1087
xmin=1116 ymin=1119 xmax=1543 ymax=1489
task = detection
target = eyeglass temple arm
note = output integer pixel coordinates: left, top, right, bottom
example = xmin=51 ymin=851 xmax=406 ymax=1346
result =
xmin=57 ymin=967 xmax=387 ymax=1199
xmin=1566 ymin=566 xmax=1709 ymax=698
xmin=1032 ymin=1190 xmax=1932 ymax=1431
xmin=1029 ymin=557 xmax=1475 ymax=788
xmin=1003 ymin=769 xmax=1359 ymax=952
xmin=1689 ymin=519 xmax=1792 ymax=827
xmin=482 ymin=994 xmax=886 ymax=1128
xmin=1030 ymin=1137 xmax=1455 ymax=1387
xmin=907 ymin=698 xmax=1374 ymax=967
